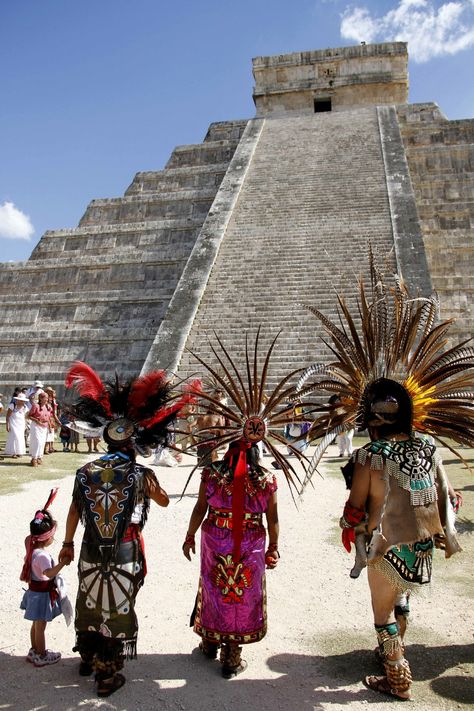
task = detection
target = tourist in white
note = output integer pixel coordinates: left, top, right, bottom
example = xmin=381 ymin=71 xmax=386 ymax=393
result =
xmin=27 ymin=392 xmax=51 ymax=467
xmin=4 ymin=393 xmax=29 ymax=457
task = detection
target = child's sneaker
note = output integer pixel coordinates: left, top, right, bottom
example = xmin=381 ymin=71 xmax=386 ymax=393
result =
xmin=26 ymin=648 xmax=36 ymax=663
xmin=34 ymin=650 xmax=61 ymax=667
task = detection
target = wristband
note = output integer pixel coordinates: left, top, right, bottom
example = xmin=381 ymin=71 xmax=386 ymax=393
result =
xmin=183 ymin=533 xmax=195 ymax=546
xmin=62 ymin=541 xmax=74 ymax=547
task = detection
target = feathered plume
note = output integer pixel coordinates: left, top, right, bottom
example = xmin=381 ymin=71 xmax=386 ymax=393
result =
xmin=65 ymin=362 xmax=112 ymax=417
xmin=182 ymin=328 xmax=319 ymax=498
xmin=296 ymin=250 xmax=474 ymax=491
xmin=43 ymin=487 xmax=59 ymax=512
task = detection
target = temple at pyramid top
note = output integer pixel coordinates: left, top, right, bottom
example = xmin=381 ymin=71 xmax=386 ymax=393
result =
xmin=252 ymin=42 xmax=408 ymax=114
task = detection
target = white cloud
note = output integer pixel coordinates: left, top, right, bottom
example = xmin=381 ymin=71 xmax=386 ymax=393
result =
xmin=0 ymin=201 xmax=34 ymax=241
xmin=340 ymin=0 xmax=474 ymax=62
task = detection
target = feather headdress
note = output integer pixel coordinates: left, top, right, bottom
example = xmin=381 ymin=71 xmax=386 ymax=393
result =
xmin=183 ymin=328 xmax=321 ymax=562
xmin=65 ymin=361 xmax=197 ymax=451
xmin=295 ymin=250 xmax=474 ymax=490
xmin=183 ymin=328 xmax=320 ymax=494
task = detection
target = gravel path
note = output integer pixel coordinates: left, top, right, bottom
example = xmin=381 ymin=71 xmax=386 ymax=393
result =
xmin=0 ymin=445 xmax=472 ymax=710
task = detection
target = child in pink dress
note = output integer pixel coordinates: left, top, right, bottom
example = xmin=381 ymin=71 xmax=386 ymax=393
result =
xmin=20 ymin=489 xmax=69 ymax=666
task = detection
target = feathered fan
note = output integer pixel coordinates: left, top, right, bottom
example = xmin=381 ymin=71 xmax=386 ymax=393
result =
xmin=294 ymin=249 xmax=474 ymax=491
xmin=182 ymin=328 xmax=321 ymax=496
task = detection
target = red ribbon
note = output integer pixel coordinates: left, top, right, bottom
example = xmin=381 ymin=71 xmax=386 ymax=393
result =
xmin=225 ymin=440 xmax=251 ymax=563
xmin=341 ymin=501 xmax=365 ymax=553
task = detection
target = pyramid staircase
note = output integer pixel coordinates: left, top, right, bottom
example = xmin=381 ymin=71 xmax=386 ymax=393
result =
xmin=153 ymin=107 xmax=429 ymax=392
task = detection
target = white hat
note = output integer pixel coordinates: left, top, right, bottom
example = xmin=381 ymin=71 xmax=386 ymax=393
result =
xmin=14 ymin=394 xmax=29 ymax=402
xmin=34 ymin=380 xmax=44 ymax=388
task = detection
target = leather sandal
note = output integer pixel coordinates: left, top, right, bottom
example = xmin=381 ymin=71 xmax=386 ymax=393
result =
xmin=97 ymin=673 xmax=126 ymax=697
xmin=364 ymin=675 xmax=411 ymax=700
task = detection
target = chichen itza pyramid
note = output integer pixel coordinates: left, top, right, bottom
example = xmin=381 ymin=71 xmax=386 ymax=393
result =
xmin=0 ymin=42 xmax=472 ymax=393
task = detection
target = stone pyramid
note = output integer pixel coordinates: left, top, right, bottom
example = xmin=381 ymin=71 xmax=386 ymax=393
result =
xmin=0 ymin=41 xmax=472 ymax=395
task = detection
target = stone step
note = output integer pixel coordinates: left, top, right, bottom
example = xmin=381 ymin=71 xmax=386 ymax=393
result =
xmin=203 ymin=120 xmax=248 ymax=143
xmin=79 ymin=188 xmax=217 ymax=226
xmin=403 ymin=145 xmax=474 ymax=174
xmin=0 ymin=258 xmax=186 ymax=294
xmin=176 ymin=108 xmax=398 ymax=388
xmin=125 ymin=163 xmax=230 ymax=195
xmin=401 ymin=123 xmax=474 ymax=147
xmin=30 ymin=220 xmax=201 ymax=260
xmin=0 ymin=299 xmax=169 ymax=329
xmin=165 ymin=139 xmax=241 ymax=169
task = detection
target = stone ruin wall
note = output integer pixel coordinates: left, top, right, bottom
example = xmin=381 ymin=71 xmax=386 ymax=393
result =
xmin=253 ymin=42 xmax=408 ymax=115
xmin=398 ymin=103 xmax=474 ymax=340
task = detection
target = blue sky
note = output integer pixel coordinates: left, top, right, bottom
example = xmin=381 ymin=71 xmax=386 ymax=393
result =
xmin=1 ymin=0 xmax=474 ymax=262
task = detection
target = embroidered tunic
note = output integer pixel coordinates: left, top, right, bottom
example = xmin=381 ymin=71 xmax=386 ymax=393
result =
xmin=354 ymin=437 xmax=459 ymax=592
xmin=193 ymin=462 xmax=277 ymax=645
xmin=73 ymin=453 xmax=155 ymax=658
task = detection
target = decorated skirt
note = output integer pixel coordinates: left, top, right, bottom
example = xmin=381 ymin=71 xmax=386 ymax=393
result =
xmin=368 ymin=537 xmax=434 ymax=592
xmin=75 ymin=533 xmax=145 ymax=658
xmin=193 ymin=463 xmax=276 ymax=645
xmin=357 ymin=437 xmax=442 ymax=592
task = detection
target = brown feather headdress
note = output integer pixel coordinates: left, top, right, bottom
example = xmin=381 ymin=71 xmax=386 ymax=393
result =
xmin=183 ymin=328 xmax=320 ymax=496
xmin=295 ymin=250 xmax=474 ymax=490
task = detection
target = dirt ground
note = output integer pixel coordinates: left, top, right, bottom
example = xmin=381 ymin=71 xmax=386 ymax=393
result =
xmin=0 ymin=443 xmax=472 ymax=711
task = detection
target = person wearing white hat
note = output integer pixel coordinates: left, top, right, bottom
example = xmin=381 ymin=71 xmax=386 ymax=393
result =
xmin=4 ymin=393 xmax=29 ymax=457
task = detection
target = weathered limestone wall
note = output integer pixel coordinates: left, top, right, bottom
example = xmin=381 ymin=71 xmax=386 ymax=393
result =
xmin=253 ymin=42 xmax=408 ymax=115
xmin=0 ymin=120 xmax=248 ymax=394
xmin=399 ymin=103 xmax=474 ymax=338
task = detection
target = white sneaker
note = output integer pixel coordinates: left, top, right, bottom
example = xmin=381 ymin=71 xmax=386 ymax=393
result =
xmin=26 ymin=648 xmax=36 ymax=663
xmin=34 ymin=650 xmax=61 ymax=667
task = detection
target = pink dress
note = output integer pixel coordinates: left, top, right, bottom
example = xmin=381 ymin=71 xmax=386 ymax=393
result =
xmin=193 ymin=464 xmax=277 ymax=645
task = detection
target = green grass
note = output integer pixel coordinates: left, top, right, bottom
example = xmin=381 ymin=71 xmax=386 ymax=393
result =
xmin=0 ymin=421 xmax=96 ymax=495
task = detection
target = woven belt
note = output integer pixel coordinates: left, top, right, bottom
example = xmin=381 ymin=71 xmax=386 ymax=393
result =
xmin=208 ymin=507 xmax=262 ymax=530
xmin=29 ymin=578 xmax=58 ymax=604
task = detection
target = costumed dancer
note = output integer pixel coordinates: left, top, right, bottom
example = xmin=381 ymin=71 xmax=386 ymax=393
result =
xmin=58 ymin=362 xmax=195 ymax=698
xmin=20 ymin=488 xmax=69 ymax=666
xmin=183 ymin=330 xmax=314 ymax=678
xmin=294 ymin=252 xmax=471 ymax=701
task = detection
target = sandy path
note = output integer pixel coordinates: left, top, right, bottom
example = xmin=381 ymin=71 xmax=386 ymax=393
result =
xmin=0 ymin=446 xmax=472 ymax=710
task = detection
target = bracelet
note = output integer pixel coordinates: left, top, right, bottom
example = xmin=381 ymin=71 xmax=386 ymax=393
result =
xmin=266 ymin=544 xmax=280 ymax=558
xmin=62 ymin=541 xmax=74 ymax=547
xmin=183 ymin=533 xmax=195 ymax=546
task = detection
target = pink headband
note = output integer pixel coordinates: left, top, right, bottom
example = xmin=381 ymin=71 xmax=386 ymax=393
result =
xmin=20 ymin=524 xmax=57 ymax=583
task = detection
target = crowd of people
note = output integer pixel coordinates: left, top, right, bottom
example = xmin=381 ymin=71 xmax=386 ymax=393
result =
xmin=1 ymin=380 xmax=88 ymax=465
xmin=14 ymin=255 xmax=473 ymax=703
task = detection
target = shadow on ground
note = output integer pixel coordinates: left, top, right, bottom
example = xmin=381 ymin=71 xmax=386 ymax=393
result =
xmin=1 ymin=643 xmax=472 ymax=710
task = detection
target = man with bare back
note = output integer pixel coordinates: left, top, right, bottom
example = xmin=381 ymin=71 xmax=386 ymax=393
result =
xmin=340 ymin=378 xmax=461 ymax=701
xmin=195 ymin=390 xmax=226 ymax=467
